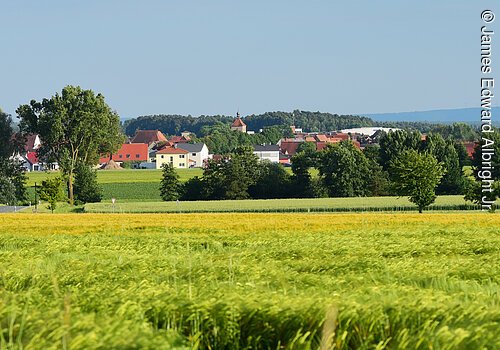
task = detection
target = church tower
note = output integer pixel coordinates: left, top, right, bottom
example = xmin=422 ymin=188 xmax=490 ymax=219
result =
xmin=230 ymin=112 xmax=247 ymax=133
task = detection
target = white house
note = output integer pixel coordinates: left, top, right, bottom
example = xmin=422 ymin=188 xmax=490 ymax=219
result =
xmin=177 ymin=143 xmax=209 ymax=168
xmin=253 ymin=145 xmax=280 ymax=163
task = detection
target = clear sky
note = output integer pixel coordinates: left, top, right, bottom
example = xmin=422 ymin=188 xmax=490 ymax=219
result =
xmin=1 ymin=0 xmax=498 ymax=118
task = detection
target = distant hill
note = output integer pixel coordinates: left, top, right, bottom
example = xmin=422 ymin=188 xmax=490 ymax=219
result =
xmin=364 ymin=107 xmax=500 ymax=125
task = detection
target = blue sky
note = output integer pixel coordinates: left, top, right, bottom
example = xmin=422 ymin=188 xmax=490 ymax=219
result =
xmin=1 ymin=0 xmax=498 ymax=118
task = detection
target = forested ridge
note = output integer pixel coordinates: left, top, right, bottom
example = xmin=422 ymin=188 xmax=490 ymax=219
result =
xmin=123 ymin=110 xmax=374 ymax=136
xmin=123 ymin=110 xmax=479 ymax=141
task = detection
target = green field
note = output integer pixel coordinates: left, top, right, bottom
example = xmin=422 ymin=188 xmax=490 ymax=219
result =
xmin=0 ymin=213 xmax=498 ymax=349
xmin=85 ymin=195 xmax=473 ymax=213
xmin=26 ymin=169 xmax=203 ymax=186
xmin=26 ymin=169 xmax=204 ymax=203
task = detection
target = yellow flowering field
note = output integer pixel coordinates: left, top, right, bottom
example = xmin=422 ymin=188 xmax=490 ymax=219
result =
xmin=0 ymin=212 xmax=499 ymax=349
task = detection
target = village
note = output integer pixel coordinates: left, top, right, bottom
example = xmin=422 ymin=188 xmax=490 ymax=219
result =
xmin=11 ymin=113 xmax=476 ymax=173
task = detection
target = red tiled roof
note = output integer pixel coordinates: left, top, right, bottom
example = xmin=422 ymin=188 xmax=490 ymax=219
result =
xmin=99 ymin=143 xmax=149 ymax=163
xmin=315 ymin=134 xmax=328 ymax=142
xmin=156 ymin=146 xmax=189 ymax=155
xmin=131 ymin=130 xmax=167 ymax=144
xmin=316 ymin=142 xmax=328 ymax=151
xmin=26 ymin=152 xmax=39 ymax=164
xmin=332 ymin=133 xmax=349 ymax=141
xmin=231 ymin=118 xmax=246 ymax=127
xmin=169 ymin=135 xmax=191 ymax=143
xmin=280 ymin=141 xmax=301 ymax=156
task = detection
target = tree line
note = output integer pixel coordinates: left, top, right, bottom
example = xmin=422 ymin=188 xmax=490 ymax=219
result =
xmin=124 ymin=111 xmax=480 ymax=141
xmin=160 ymin=130 xmax=499 ymax=212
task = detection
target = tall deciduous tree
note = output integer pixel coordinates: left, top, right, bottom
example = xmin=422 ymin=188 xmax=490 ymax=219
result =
xmin=17 ymin=86 xmax=124 ymax=205
xmin=379 ymin=130 xmax=422 ymax=169
xmin=0 ymin=108 xmax=27 ymax=205
xmin=390 ymin=150 xmax=445 ymax=213
xmin=318 ymin=141 xmax=370 ymax=197
xmin=421 ymin=133 xmax=465 ymax=195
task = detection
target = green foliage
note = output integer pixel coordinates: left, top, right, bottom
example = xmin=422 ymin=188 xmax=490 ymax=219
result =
xmin=290 ymin=152 xmax=316 ymax=198
xmin=390 ymin=150 xmax=445 ymax=213
xmin=181 ymin=176 xmax=204 ymax=201
xmin=160 ymin=164 xmax=182 ymax=201
xmin=38 ymin=177 xmax=65 ymax=213
xmin=421 ymin=134 xmax=466 ymax=195
xmin=0 ymin=109 xmax=28 ymax=204
xmin=0 ymin=108 xmax=14 ymax=159
xmin=379 ymin=130 xmax=422 ymax=169
xmin=17 ymin=85 xmax=124 ymax=204
xmin=364 ymin=145 xmax=391 ymax=196
xmin=318 ymin=141 xmax=370 ymax=197
xmin=74 ymin=162 xmax=103 ymax=204
xmin=248 ymin=161 xmax=291 ymax=199
xmin=454 ymin=142 xmax=471 ymax=168
xmin=123 ymin=110 xmax=374 ymax=137
xmin=0 ymin=175 xmax=16 ymax=205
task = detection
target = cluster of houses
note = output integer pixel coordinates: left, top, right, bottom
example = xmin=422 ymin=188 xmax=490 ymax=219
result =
xmin=12 ymin=114 xmax=477 ymax=172
xmin=98 ymin=130 xmax=210 ymax=169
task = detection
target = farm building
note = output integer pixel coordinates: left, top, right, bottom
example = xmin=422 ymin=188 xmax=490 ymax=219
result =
xmin=99 ymin=143 xmax=149 ymax=165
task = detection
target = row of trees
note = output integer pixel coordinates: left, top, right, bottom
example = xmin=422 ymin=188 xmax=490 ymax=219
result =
xmin=159 ymin=140 xmax=446 ymax=212
xmin=159 ymin=129 xmax=499 ymax=212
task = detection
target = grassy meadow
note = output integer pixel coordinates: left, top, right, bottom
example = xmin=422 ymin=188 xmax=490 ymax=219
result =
xmin=0 ymin=212 xmax=499 ymax=349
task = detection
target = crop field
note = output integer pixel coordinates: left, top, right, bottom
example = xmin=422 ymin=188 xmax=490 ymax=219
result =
xmin=85 ymin=195 xmax=472 ymax=213
xmin=26 ymin=169 xmax=203 ymax=202
xmin=0 ymin=212 xmax=498 ymax=349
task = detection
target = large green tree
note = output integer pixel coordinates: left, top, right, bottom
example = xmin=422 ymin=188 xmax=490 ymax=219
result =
xmin=318 ymin=141 xmax=370 ymax=197
xmin=17 ymin=86 xmax=124 ymax=205
xmin=389 ymin=150 xmax=445 ymax=213
xmin=0 ymin=108 xmax=27 ymax=205
xmin=379 ymin=130 xmax=422 ymax=169
xmin=421 ymin=133 xmax=465 ymax=194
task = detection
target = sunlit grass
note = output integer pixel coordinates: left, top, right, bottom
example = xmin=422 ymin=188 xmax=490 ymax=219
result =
xmin=0 ymin=213 xmax=499 ymax=348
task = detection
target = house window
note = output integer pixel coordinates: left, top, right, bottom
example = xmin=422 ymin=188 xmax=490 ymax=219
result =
xmin=33 ymin=165 xmax=39 ymax=171
xmin=136 ymin=154 xmax=140 ymax=158
xmin=192 ymin=153 xmax=196 ymax=157
xmin=119 ymin=154 xmax=123 ymax=158
xmin=126 ymin=154 xmax=131 ymax=159
xmin=179 ymin=154 xmax=185 ymax=159
xmin=161 ymin=155 xmax=164 ymax=159
xmin=179 ymin=163 xmax=185 ymax=167
xmin=170 ymin=156 xmax=174 ymax=161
